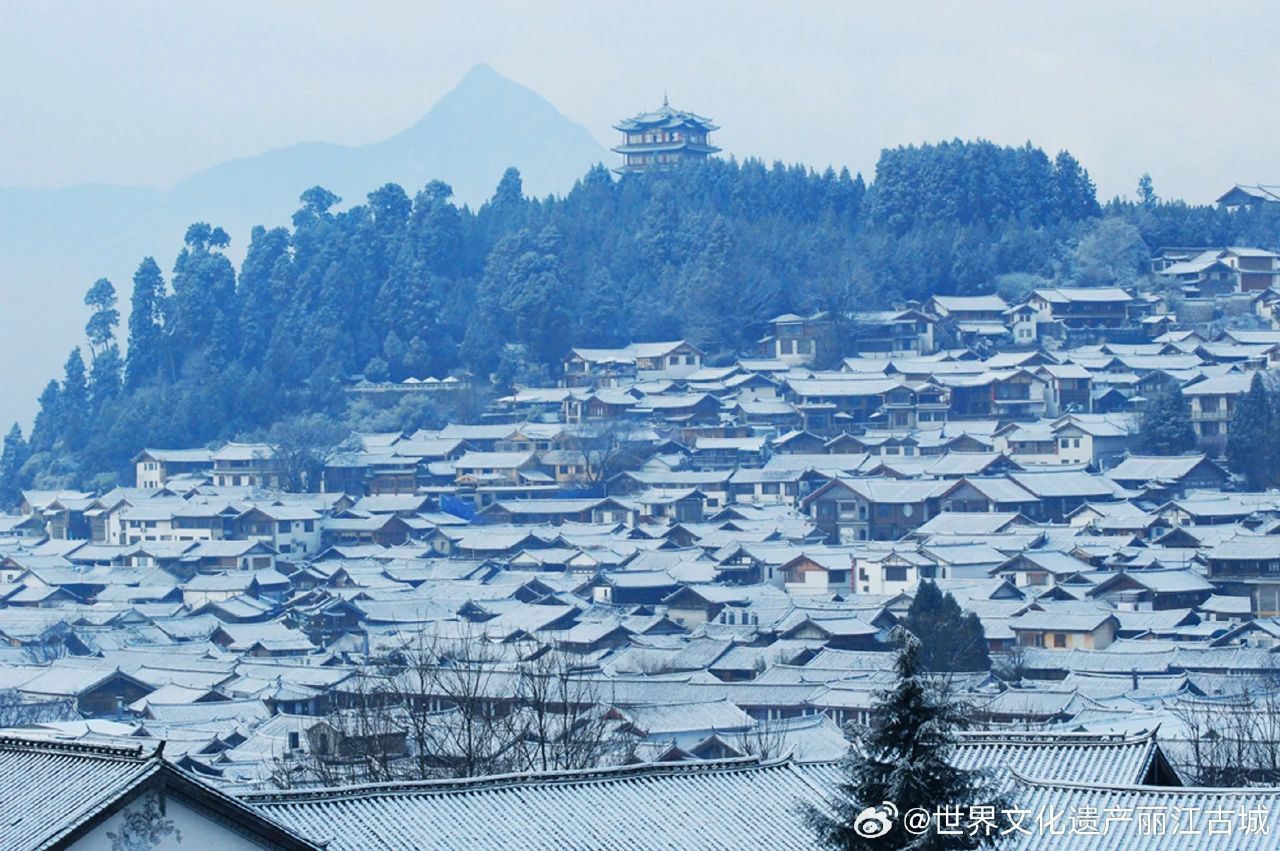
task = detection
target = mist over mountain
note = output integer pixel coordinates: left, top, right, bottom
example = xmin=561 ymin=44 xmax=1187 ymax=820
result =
xmin=0 ymin=64 xmax=608 ymax=428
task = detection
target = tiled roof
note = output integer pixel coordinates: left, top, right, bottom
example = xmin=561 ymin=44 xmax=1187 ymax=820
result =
xmin=1002 ymin=774 xmax=1280 ymax=850
xmin=245 ymin=756 xmax=828 ymax=851
xmin=0 ymin=734 xmax=319 ymax=850
xmin=799 ymin=729 xmax=1166 ymax=790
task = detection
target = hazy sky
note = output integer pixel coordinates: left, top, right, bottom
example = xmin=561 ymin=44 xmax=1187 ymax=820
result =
xmin=3 ymin=1 xmax=1279 ymax=203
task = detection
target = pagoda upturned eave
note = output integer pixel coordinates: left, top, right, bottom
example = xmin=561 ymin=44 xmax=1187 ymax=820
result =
xmin=613 ymin=108 xmax=719 ymax=133
xmin=610 ymin=141 xmax=722 ymax=156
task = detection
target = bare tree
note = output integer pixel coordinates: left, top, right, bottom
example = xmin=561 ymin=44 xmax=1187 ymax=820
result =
xmin=0 ymin=689 xmax=76 ymax=728
xmin=564 ymin=420 xmax=648 ymax=486
xmin=1169 ymin=692 xmax=1280 ymax=786
xmin=267 ymin=673 xmax=407 ymax=789
xmin=385 ymin=627 xmax=520 ymax=779
xmin=268 ymin=629 xmax=644 ymax=790
xmin=990 ymin=646 xmax=1027 ymax=684
xmin=732 ymin=718 xmax=790 ymax=760
xmin=505 ymin=650 xmax=637 ymax=772
xmin=265 ymin=413 xmax=354 ymax=492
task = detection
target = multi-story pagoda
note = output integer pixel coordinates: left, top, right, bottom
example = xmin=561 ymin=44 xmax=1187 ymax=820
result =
xmin=612 ymin=96 xmax=720 ymax=174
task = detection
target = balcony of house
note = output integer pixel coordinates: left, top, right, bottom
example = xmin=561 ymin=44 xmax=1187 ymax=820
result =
xmin=1190 ymin=397 xmax=1231 ymax=421
xmin=1011 ymin=438 xmax=1059 ymax=455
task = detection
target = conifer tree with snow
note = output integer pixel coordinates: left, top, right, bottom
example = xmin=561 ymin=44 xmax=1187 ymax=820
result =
xmin=1227 ymin=372 xmax=1276 ymax=490
xmin=1138 ymin=385 xmax=1197 ymax=456
xmin=902 ymin=581 xmax=990 ymax=673
xmin=808 ymin=629 xmax=1001 ymax=850
xmin=0 ymin=424 xmax=29 ymax=510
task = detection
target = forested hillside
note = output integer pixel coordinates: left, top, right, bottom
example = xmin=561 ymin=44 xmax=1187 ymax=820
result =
xmin=5 ymin=139 xmax=1280 ymax=498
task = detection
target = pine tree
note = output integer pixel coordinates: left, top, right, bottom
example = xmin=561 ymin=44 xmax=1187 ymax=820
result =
xmin=382 ymin=330 xmax=407 ymax=380
xmin=0 ymin=424 xmax=30 ymax=509
xmin=1138 ymin=386 xmax=1197 ymax=455
xmin=403 ymin=337 xmax=432 ymax=380
xmin=807 ymin=629 xmax=1002 ymax=850
xmin=28 ymin=381 xmax=62 ymax=453
xmin=362 ymin=356 xmax=390 ymax=383
xmin=88 ymin=345 xmax=123 ymax=411
xmin=1136 ymin=173 xmax=1158 ymax=209
xmin=237 ymin=226 xmax=292 ymax=369
xmin=60 ymin=348 xmax=90 ymax=451
xmin=903 ymin=581 xmax=991 ymax=673
xmin=125 ymin=257 xmax=167 ymax=389
xmin=170 ymin=222 xmax=236 ymax=357
xmin=83 ymin=277 xmax=120 ymax=359
xmin=1227 ymin=372 xmax=1274 ymax=490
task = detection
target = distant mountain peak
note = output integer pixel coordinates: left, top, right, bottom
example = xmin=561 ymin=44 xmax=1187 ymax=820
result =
xmin=457 ymin=62 xmax=503 ymax=84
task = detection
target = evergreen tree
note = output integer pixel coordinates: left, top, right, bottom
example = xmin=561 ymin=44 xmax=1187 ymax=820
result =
xmin=382 ymin=330 xmax=408 ymax=380
xmin=902 ymin=581 xmax=990 ymax=672
xmin=362 ymin=356 xmax=390 ymax=383
xmin=1138 ymin=386 xmax=1198 ymax=455
xmin=1051 ymin=150 xmax=1101 ymax=220
xmin=0 ymin=424 xmax=30 ymax=509
xmin=237 ymin=226 xmax=293 ymax=368
xmin=28 ymin=381 xmax=62 ymax=454
xmin=1066 ymin=218 xmax=1148 ymax=287
xmin=60 ymin=348 xmax=90 ymax=451
xmin=83 ymin=278 xmax=120 ymax=359
xmin=125 ymin=257 xmax=167 ymax=389
xmin=1227 ymin=372 xmax=1275 ymax=490
xmin=807 ymin=630 xmax=1002 ymax=850
xmin=169 ymin=222 xmax=236 ymax=358
xmin=403 ymin=336 xmax=432 ymax=380
xmin=1136 ymin=173 xmax=1158 ymax=209
xmin=88 ymin=345 xmax=123 ymax=411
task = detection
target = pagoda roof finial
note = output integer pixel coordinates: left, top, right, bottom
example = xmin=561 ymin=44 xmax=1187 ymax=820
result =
xmin=662 ymin=90 xmax=669 ymax=108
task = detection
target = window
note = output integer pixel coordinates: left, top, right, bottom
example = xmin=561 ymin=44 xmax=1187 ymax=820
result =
xmin=1201 ymin=422 xmax=1221 ymax=437
xmin=884 ymin=565 xmax=908 ymax=582
xmin=1052 ymin=633 xmax=1068 ymax=648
